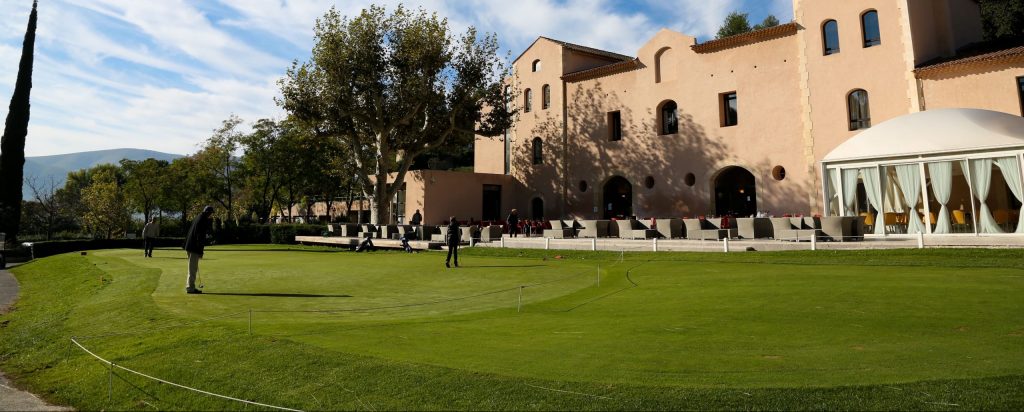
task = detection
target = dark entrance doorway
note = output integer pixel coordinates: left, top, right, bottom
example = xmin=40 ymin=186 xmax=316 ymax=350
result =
xmin=531 ymin=197 xmax=544 ymax=220
xmin=603 ymin=176 xmax=632 ymax=219
xmin=714 ymin=167 xmax=757 ymax=217
xmin=482 ymin=184 xmax=501 ymax=221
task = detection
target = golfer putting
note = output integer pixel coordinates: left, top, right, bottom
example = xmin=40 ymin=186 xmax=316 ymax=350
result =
xmin=183 ymin=205 xmax=215 ymax=294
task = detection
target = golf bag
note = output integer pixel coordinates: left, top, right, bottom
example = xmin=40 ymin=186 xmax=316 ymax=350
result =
xmin=355 ymin=237 xmax=375 ymax=252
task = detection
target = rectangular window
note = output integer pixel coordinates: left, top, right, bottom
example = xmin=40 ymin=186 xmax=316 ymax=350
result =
xmin=608 ymin=111 xmax=622 ymax=141
xmin=1018 ymin=76 xmax=1024 ymax=116
xmin=720 ymin=92 xmax=738 ymax=127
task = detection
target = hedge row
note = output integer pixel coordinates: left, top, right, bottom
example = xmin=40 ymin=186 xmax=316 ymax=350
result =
xmin=213 ymin=224 xmax=324 ymax=244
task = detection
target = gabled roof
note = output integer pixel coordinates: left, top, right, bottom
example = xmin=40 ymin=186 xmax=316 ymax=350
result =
xmin=512 ymin=36 xmax=634 ymax=64
xmin=561 ymin=58 xmax=644 ymax=82
xmin=691 ymin=22 xmax=799 ymax=53
xmin=915 ymin=37 xmax=1024 ymax=78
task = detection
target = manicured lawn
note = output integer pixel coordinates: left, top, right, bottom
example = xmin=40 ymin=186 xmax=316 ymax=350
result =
xmin=1 ymin=245 xmax=1022 ymax=410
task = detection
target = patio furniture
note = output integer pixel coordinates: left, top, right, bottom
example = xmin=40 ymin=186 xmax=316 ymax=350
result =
xmin=461 ymin=225 xmax=479 ymax=242
xmin=816 ymin=216 xmax=861 ymax=241
xmin=952 ymin=209 xmax=970 ymax=233
xmin=480 ymin=225 xmax=503 ymax=242
xmin=706 ymin=218 xmax=738 ymax=239
xmin=617 ymin=219 xmax=658 ymax=239
xmin=654 ymin=218 xmax=682 ymax=239
xmin=431 ymin=226 xmax=448 ymax=242
xmin=336 ymin=224 xmax=359 ymax=237
xmin=577 ymin=220 xmax=610 ymax=238
xmin=358 ymin=224 xmax=379 ymax=239
xmin=545 ymin=220 xmax=575 ymax=238
xmin=735 ymin=217 xmax=772 ymax=239
xmin=381 ymin=225 xmax=401 ymax=240
xmin=395 ymin=225 xmax=415 ymax=239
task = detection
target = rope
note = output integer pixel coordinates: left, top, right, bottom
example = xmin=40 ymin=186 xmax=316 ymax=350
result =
xmin=69 ymin=337 xmax=303 ymax=412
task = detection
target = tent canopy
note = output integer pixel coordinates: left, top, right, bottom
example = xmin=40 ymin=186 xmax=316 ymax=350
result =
xmin=823 ymin=108 xmax=1024 ymax=163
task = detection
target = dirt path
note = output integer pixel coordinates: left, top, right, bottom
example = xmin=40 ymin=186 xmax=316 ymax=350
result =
xmin=0 ymin=264 xmax=72 ymax=411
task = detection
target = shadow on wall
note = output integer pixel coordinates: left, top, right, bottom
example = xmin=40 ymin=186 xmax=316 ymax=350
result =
xmin=514 ymin=80 xmax=813 ymax=219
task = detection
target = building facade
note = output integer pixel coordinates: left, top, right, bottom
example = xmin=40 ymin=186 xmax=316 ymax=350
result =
xmin=473 ymin=0 xmax=1024 ymax=223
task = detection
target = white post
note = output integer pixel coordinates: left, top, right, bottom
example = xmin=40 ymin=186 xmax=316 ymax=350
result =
xmin=591 ymin=238 xmax=597 ymax=251
xmin=723 ymin=237 xmax=730 ymax=253
xmin=500 ymin=237 xmax=505 ymax=248
xmin=470 ymin=237 xmax=475 ymax=247
xmin=653 ymin=237 xmax=658 ymax=252
xmin=917 ymin=231 xmax=925 ymax=249
xmin=811 ymin=234 xmax=817 ymax=251
xmin=545 ymin=238 xmax=550 ymax=250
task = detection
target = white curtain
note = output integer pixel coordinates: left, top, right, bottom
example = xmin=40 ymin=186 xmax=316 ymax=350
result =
xmin=969 ymin=158 xmax=1003 ymax=233
xmin=927 ymin=162 xmax=953 ymax=234
xmin=895 ymin=164 xmax=925 ymax=234
xmin=994 ymin=156 xmax=1024 ymax=233
xmin=842 ymin=169 xmax=860 ymax=216
xmin=861 ymin=167 xmax=885 ymax=234
xmin=827 ymin=168 xmax=840 ymax=216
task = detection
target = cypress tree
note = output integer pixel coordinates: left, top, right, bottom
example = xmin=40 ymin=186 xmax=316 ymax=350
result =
xmin=0 ymin=1 xmax=38 ymax=242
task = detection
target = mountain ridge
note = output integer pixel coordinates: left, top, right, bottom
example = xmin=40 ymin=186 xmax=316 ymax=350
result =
xmin=22 ymin=148 xmax=183 ymax=197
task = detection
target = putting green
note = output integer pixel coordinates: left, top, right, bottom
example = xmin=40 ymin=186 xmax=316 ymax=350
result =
xmin=3 ymin=245 xmax=1023 ymax=410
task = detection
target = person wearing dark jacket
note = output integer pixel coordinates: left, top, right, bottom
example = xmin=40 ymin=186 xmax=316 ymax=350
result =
xmin=183 ymin=205 xmax=214 ymax=294
xmin=445 ymin=216 xmax=460 ymax=268
xmin=506 ymin=209 xmax=520 ymax=238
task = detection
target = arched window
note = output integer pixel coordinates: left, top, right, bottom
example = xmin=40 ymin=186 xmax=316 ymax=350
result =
xmin=542 ymin=84 xmax=551 ymax=110
xmin=654 ymin=47 xmax=674 ymax=83
xmin=659 ymin=100 xmax=678 ymax=135
xmin=861 ymin=10 xmax=881 ymax=47
xmin=524 ymin=89 xmax=532 ymax=113
xmin=847 ymin=89 xmax=871 ymax=130
xmin=532 ymin=137 xmax=543 ymax=165
xmin=532 ymin=59 xmax=541 ymax=72
xmin=822 ymin=20 xmax=840 ymax=55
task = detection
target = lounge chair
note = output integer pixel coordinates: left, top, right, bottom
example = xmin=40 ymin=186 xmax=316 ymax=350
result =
xmin=816 ymin=216 xmax=861 ymax=241
xmin=545 ymin=220 xmax=575 ymax=238
xmin=617 ymin=219 xmax=658 ymax=239
xmin=430 ymin=226 xmax=448 ymax=242
xmin=578 ymin=220 xmax=610 ymax=238
xmin=480 ymin=225 xmax=503 ymax=242
xmin=735 ymin=217 xmax=772 ymax=239
xmin=358 ymin=224 xmax=379 ymax=239
xmin=654 ymin=218 xmax=683 ymax=239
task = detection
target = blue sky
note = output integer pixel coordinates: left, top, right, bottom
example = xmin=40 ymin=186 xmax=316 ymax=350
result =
xmin=0 ymin=0 xmax=791 ymax=157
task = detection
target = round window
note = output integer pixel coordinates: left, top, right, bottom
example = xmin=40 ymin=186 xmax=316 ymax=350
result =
xmin=684 ymin=173 xmax=696 ymax=186
xmin=772 ymin=165 xmax=786 ymax=181
xmin=644 ymin=176 xmax=655 ymax=189
xmin=579 ymin=180 xmax=588 ymax=192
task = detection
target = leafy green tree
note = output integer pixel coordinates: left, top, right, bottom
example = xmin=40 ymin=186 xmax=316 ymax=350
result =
xmin=23 ymin=176 xmax=72 ymax=240
xmin=194 ymin=116 xmax=244 ymax=223
xmin=121 ymin=158 xmax=169 ymax=223
xmin=753 ymin=15 xmax=780 ymax=31
xmin=980 ymin=0 xmax=1024 ymax=40
xmin=57 ymin=164 xmax=123 ymax=233
xmin=716 ymin=11 xmax=752 ymax=39
xmin=279 ymin=5 xmax=514 ymax=224
xmin=160 ymin=156 xmax=202 ymax=229
xmin=81 ymin=169 xmax=130 ymax=239
xmin=0 ymin=1 xmax=37 ymax=242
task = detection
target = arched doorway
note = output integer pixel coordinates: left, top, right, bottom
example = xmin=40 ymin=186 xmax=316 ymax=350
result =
xmin=603 ymin=176 xmax=633 ymax=219
xmin=714 ymin=167 xmax=757 ymax=217
xmin=531 ymin=197 xmax=544 ymax=220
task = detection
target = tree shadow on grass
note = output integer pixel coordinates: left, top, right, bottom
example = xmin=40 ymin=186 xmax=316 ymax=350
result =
xmin=202 ymin=292 xmax=353 ymax=298
xmin=458 ymin=264 xmax=548 ymax=268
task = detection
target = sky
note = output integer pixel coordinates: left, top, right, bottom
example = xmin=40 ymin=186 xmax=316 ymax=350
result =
xmin=0 ymin=0 xmax=791 ymax=157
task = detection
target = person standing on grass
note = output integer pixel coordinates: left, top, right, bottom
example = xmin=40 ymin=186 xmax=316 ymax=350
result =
xmin=506 ymin=208 xmax=520 ymax=238
xmin=183 ymin=205 xmax=214 ymax=294
xmin=445 ymin=216 xmax=460 ymax=268
xmin=142 ymin=216 xmax=159 ymax=258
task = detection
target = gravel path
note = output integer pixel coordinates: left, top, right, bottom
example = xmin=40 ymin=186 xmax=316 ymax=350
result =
xmin=0 ymin=263 xmax=72 ymax=411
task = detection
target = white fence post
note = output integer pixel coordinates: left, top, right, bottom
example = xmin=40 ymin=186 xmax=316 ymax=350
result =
xmin=544 ymin=237 xmax=550 ymax=250
xmin=653 ymin=237 xmax=658 ymax=252
xmin=500 ymin=237 xmax=505 ymax=248
xmin=591 ymin=238 xmax=597 ymax=251
xmin=917 ymin=232 xmax=925 ymax=249
xmin=723 ymin=237 xmax=730 ymax=253
xmin=811 ymin=234 xmax=817 ymax=251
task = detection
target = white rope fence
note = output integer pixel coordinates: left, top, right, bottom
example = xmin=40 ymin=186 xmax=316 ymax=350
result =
xmin=69 ymin=337 xmax=304 ymax=412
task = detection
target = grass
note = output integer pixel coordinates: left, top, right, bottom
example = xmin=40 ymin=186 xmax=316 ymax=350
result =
xmin=1 ymin=245 xmax=1022 ymax=410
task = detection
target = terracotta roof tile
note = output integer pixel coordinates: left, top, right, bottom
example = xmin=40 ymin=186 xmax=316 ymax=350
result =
xmin=561 ymin=59 xmax=643 ymax=82
xmin=691 ymin=22 xmax=799 ymax=53
xmin=915 ymin=44 xmax=1024 ymax=77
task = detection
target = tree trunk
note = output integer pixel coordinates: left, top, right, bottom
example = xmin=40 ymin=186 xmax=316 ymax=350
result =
xmin=0 ymin=1 xmax=37 ymax=242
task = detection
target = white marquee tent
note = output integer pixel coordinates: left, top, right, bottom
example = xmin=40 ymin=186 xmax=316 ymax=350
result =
xmin=821 ymin=108 xmax=1024 ymax=235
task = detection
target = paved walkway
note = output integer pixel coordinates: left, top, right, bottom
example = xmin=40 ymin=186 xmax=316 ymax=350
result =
xmin=0 ymin=264 xmax=71 ymax=411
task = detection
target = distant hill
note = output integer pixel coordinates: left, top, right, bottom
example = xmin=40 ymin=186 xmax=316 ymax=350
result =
xmin=22 ymin=148 xmax=183 ymax=198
